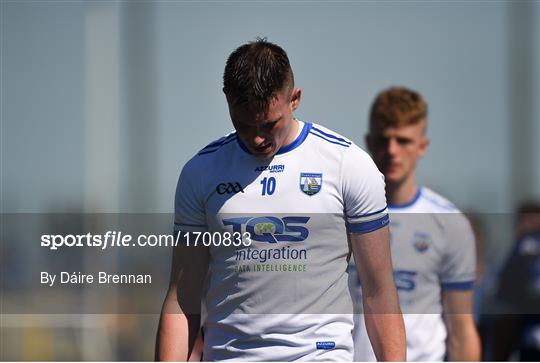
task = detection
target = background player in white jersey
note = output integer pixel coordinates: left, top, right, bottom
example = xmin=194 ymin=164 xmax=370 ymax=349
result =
xmin=156 ymin=39 xmax=405 ymax=361
xmin=350 ymin=87 xmax=481 ymax=361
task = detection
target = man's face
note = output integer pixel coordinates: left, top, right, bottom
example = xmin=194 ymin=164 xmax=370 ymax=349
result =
xmin=226 ymin=87 xmax=301 ymax=159
xmin=366 ymin=121 xmax=429 ymax=185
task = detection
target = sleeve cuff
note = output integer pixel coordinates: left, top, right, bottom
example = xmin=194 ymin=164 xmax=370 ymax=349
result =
xmin=441 ymin=280 xmax=475 ymax=290
xmin=347 ymin=214 xmax=390 ymax=234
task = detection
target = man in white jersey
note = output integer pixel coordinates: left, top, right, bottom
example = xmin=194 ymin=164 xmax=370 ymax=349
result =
xmin=156 ymin=39 xmax=405 ymax=361
xmin=350 ymin=87 xmax=481 ymax=361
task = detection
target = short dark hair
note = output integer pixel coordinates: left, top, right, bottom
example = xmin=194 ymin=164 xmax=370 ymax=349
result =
xmin=223 ymin=38 xmax=294 ymax=112
xmin=370 ymin=86 xmax=428 ymax=130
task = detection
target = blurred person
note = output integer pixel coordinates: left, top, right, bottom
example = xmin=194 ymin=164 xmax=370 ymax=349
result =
xmin=156 ymin=39 xmax=405 ymax=361
xmin=489 ymin=202 xmax=540 ymax=361
xmin=516 ymin=202 xmax=540 ymax=237
xmin=349 ymin=86 xmax=481 ymax=361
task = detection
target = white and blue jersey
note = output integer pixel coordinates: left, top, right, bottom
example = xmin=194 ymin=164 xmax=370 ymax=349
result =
xmin=174 ymin=121 xmax=388 ymax=361
xmin=349 ymin=187 xmax=476 ymax=361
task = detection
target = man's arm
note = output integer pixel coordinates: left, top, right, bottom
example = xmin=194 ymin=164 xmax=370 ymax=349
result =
xmin=156 ymin=241 xmax=209 ymax=361
xmin=351 ymin=225 xmax=406 ymax=361
xmin=442 ymin=289 xmax=481 ymax=361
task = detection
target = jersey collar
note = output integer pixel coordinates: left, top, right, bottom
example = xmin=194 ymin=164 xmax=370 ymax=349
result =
xmin=237 ymin=122 xmax=312 ymax=156
xmin=388 ymin=187 xmax=422 ymax=209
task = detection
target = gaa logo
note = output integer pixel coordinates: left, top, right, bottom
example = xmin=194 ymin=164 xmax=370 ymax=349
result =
xmin=216 ymin=182 xmax=244 ymax=195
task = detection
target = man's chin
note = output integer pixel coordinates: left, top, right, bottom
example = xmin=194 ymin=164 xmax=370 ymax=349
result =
xmin=383 ymin=172 xmax=405 ymax=185
xmin=250 ymin=145 xmax=276 ymax=159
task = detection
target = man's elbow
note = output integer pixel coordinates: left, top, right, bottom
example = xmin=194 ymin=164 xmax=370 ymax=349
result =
xmin=362 ymin=282 xmax=401 ymax=314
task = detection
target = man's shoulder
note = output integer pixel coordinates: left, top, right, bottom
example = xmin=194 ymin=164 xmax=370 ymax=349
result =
xmin=419 ymin=187 xmax=475 ymax=242
xmin=178 ymin=131 xmax=238 ymax=177
xmin=308 ymin=122 xmax=372 ymax=162
xmin=196 ymin=131 xmax=238 ymax=157
xmin=308 ymin=122 xmax=354 ymax=149
xmin=418 ymin=187 xmax=460 ymax=213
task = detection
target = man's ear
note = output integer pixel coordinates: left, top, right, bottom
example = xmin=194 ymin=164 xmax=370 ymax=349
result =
xmin=418 ymin=136 xmax=430 ymax=157
xmin=290 ymin=87 xmax=302 ymax=112
xmin=224 ymin=90 xmax=235 ymax=107
xmin=417 ymin=119 xmax=429 ymax=157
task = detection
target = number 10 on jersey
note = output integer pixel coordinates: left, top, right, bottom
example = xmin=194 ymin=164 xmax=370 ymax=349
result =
xmin=260 ymin=177 xmax=276 ymax=196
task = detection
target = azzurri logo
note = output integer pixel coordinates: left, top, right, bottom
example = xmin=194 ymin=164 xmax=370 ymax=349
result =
xmin=316 ymin=341 xmax=335 ymax=350
xmin=254 ymin=164 xmax=285 ymax=173
xmin=222 ymin=216 xmax=310 ymax=243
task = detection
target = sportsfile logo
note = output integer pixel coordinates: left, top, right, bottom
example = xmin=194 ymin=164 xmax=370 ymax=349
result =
xmin=216 ymin=182 xmax=244 ymax=195
xmin=254 ymin=164 xmax=285 ymax=173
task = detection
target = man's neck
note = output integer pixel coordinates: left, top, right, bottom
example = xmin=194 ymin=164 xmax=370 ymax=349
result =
xmin=284 ymin=118 xmax=300 ymax=146
xmin=386 ymin=175 xmax=418 ymax=206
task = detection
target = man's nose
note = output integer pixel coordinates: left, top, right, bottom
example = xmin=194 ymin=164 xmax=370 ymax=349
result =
xmin=387 ymin=138 xmax=399 ymax=155
xmin=252 ymin=133 xmax=266 ymax=146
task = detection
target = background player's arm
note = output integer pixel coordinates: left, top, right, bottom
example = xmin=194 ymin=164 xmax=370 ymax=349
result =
xmin=440 ymin=214 xmax=480 ymax=361
xmin=156 ymin=241 xmax=209 ymax=361
xmin=351 ymin=225 xmax=406 ymax=361
xmin=187 ymin=331 xmax=204 ymax=361
xmin=443 ymin=289 xmax=481 ymax=361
